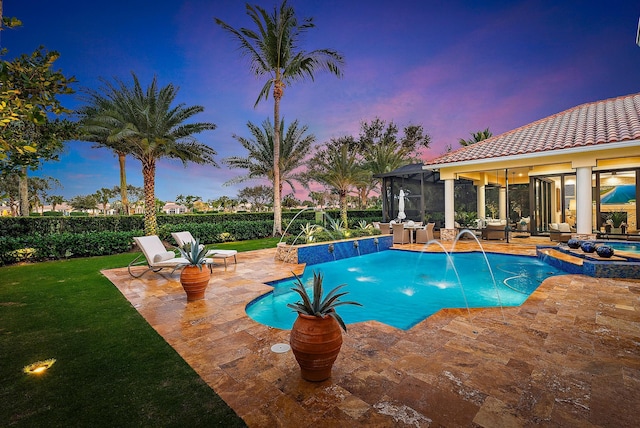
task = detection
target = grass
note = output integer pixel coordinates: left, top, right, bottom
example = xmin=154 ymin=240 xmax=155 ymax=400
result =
xmin=0 ymin=236 xmax=281 ymax=427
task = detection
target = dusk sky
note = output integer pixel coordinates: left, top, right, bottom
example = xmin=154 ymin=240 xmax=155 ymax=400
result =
xmin=4 ymin=0 xmax=640 ymax=203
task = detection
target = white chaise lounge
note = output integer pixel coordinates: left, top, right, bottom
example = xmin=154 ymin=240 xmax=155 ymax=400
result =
xmin=128 ymin=235 xmax=194 ymax=278
xmin=171 ymin=231 xmax=238 ymax=267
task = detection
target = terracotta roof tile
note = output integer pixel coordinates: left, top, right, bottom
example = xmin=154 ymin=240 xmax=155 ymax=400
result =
xmin=427 ymin=93 xmax=640 ymax=165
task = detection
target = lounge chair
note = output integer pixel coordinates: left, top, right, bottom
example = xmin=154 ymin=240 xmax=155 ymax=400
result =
xmin=415 ymin=223 xmax=435 ymax=244
xmin=128 ymin=235 xmax=192 ymax=278
xmin=482 ymin=222 xmax=507 ymax=240
xmin=549 ymin=222 xmax=574 ymax=243
xmin=171 ymin=231 xmax=238 ymax=267
xmin=392 ymin=223 xmax=410 ymax=244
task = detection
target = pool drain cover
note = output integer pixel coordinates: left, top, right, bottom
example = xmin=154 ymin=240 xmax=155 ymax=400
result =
xmin=271 ymin=343 xmax=291 ymax=353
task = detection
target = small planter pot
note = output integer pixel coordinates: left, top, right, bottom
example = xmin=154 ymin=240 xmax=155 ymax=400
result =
xmin=567 ymin=238 xmax=581 ymax=249
xmin=180 ymin=265 xmax=210 ymax=301
xmin=580 ymin=241 xmax=596 ymax=253
xmin=290 ymin=313 xmax=343 ymax=382
xmin=596 ymin=245 xmax=615 ymax=258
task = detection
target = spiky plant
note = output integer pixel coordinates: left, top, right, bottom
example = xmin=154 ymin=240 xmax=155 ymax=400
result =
xmin=356 ymin=220 xmax=372 ymax=230
xmin=177 ymin=238 xmax=208 ymax=270
xmin=300 ymin=222 xmax=321 ymax=243
xmin=287 ymin=271 xmax=361 ymax=331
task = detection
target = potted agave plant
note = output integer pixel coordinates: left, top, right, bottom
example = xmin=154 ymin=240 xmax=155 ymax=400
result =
xmin=177 ymin=238 xmax=210 ymax=301
xmin=287 ymin=271 xmax=362 ymax=382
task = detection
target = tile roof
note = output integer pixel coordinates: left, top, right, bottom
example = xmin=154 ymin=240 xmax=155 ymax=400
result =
xmin=427 ymin=93 xmax=640 ymax=166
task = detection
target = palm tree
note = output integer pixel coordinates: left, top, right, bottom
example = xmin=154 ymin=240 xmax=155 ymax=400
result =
xmin=78 ymin=73 xmax=217 ymax=235
xmin=79 ymin=80 xmax=136 ymax=215
xmin=215 ymin=0 xmax=344 ymax=236
xmin=223 ymin=118 xmax=314 ymax=195
xmin=459 ymin=127 xmax=493 ymax=147
xmin=303 ymin=138 xmax=369 ymax=228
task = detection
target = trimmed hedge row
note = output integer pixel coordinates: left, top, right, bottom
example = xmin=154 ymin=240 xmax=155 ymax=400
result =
xmin=0 ymin=231 xmax=140 ymax=265
xmin=0 ymin=210 xmax=383 ymax=266
xmin=0 ymin=209 xmax=380 ymax=237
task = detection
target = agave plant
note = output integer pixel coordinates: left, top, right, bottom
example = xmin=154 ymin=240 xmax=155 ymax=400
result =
xmin=355 ymin=220 xmax=372 ymax=230
xmin=177 ymin=238 xmax=209 ymax=269
xmin=327 ymin=217 xmax=345 ymax=233
xmin=287 ymin=271 xmax=362 ymax=331
xmin=300 ymin=223 xmax=321 ymax=243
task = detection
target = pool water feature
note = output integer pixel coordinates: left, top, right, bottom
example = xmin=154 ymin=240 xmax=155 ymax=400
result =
xmin=247 ymin=250 xmax=562 ymax=330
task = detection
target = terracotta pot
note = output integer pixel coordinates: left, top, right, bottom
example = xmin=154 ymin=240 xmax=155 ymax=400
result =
xmin=290 ymin=313 xmax=343 ymax=382
xmin=180 ymin=265 xmax=210 ymax=301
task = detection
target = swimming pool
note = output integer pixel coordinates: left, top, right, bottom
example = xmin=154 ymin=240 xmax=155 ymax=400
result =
xmin=246 ymin=250 xmax=562 ymax=330
xmin=605 ymin=242 xmax=640 ymax=255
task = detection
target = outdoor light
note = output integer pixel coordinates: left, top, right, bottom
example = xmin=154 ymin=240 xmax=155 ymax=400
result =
xmin=23 ymin=358 xmax=56 ymax=375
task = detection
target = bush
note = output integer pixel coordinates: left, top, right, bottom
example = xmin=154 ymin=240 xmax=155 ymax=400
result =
xmin=0 ymin=231 xmax=140 ymax=266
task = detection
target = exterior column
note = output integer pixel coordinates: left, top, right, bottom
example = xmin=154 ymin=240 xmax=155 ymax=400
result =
xmin=441 ymin=179 xmax=457 ymax=240
xmin=477 ymin=185 xmax=486 ymax=220
xmin=499 ymin=187 xmax=506 ymax=220
xmin=575 ymin=166 xmax=595 ymax=238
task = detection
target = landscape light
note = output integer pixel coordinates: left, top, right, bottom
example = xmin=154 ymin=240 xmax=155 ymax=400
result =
xmin=23 ymin=358 xmax=56 ymax=375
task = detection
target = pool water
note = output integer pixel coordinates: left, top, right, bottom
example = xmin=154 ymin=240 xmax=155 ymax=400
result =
xmin=606 ymin=242 xmax=640 ymax=255
xmin=246 ymin=250 xmax=562 ymax=330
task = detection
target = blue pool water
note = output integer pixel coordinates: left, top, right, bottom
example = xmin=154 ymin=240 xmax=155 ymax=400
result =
xmin=606 ymin=242 xmax=640 ymax=255
xmin=246 ymin=250 xmax=562 ymax=330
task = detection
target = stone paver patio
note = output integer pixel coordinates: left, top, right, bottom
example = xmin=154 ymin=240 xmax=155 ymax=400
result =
xmin=102 ymin=238 xmax=640 ymax=427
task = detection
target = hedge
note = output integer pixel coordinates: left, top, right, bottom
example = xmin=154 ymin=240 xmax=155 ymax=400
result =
xmin=0 ymin=231 xmax=140 ymax=265
xmin=0 ymin=209 xmax=383 ymax=266
xmin=0 ymin=209 xmax=381 ymax=238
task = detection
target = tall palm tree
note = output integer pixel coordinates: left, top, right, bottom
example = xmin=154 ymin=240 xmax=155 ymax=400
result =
xmin=303 ymin=138 xmax=369 ymax=228
xmin=459 ymin=127 xmax=493 ymax=147
xmin=223 ymin=118 xmax=314 ymax=195
xmin=78 ymin=88 xmax=132 ymax=215
xmin=215 ymin=0 xmax=344 ymax=236
xmin=78 ymin=73 xmax=217 ymax=235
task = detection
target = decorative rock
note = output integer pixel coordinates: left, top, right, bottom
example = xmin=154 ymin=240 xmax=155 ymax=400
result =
xmin=580 ymin=241 xmax=596 ymax=253
xmin=567 ymin=238 xmax=581 ymax=249
xmin=596 ymin=245 xmax=615 ymax=258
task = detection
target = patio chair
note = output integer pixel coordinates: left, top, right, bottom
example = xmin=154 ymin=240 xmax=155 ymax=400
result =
xmin=549 ymin=222 xmax=573 ymax=243
xmin=392 ymin=223 xmax=410 ymax=245
xmin=128 ymin=235 xmax=191 ymax=278
xmin=415 ymin=223 xmax=435 ymax=244
xmin=378 ymin=223 xmax=391 ymax=234
xmin=171 ymin=231 xmax=238 ymax=267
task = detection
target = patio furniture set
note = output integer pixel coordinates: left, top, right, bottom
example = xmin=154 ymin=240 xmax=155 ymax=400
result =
xmin=127 ymin=232 xmax=237 ymax=278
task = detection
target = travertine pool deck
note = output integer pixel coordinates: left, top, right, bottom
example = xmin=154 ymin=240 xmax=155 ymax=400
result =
xmin=102 ymin=238 xmax=640 ymax=427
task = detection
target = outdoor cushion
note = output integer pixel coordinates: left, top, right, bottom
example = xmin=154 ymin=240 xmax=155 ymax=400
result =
xmin=557 ymin=223 xmax=571 ymax=232
xmin=153 ymin=251 xmax=175 ymax=263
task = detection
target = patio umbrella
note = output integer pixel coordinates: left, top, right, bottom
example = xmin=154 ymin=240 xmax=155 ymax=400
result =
xmin=397 ymin=189 xmax=406 ymax=221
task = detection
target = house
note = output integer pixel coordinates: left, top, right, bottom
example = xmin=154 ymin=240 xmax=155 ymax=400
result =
xmin=162 ymin=202 xmax=188 ymax=215
xmin=380 ymin=93 xmax=640 ymax=240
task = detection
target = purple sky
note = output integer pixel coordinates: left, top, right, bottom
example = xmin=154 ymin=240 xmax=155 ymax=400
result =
xmin=4 ymin=0 xmax=640 ymax=203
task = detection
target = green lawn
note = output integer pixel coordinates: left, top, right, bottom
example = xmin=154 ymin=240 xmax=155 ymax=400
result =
xmin=0 ymin=237 xmax=279 ymax=427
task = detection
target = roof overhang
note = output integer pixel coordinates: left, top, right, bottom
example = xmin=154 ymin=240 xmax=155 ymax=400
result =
xmin=424 ymin=139 xmax=640 ymax=171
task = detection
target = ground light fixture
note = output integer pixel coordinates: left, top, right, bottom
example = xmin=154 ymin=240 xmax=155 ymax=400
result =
xmin=23 ymin=358 xmax=56 ymax=375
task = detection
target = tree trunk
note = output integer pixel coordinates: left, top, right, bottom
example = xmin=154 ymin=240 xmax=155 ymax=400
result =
xmin=118 ymin=151 xmax=130 ymax=215
xmin=19 ymin=167 xmax=29 ymax=217
xmin=272 ymin=81 xmax=284 ymax=236
xmin=142 ymin=159 xmax=157 ymax=236
xmin=340 ymin=191 xmax=348 ymax=229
